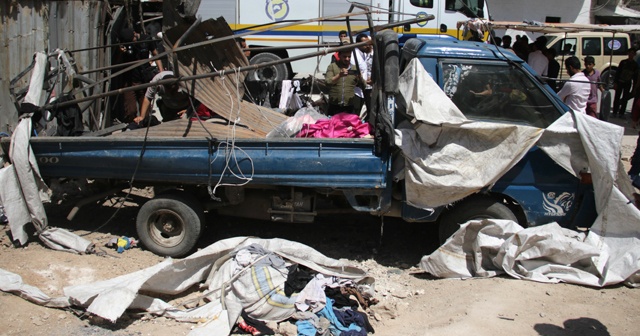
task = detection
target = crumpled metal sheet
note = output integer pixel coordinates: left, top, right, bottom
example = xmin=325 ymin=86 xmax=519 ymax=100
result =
xmin=164 ymin=17 xmax=286 ymax=137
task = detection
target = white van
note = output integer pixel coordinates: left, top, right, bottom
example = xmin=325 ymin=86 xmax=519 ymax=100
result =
xmin=545 ymin=31 xmax=631 ymax=83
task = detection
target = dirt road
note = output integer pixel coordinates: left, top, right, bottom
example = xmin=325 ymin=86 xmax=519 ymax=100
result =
xmin=0 ymin=121 xmax=638 ymax=336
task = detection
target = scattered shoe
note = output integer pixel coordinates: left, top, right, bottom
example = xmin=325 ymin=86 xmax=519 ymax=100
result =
xmin=237 ymin=320 xmax=262 ymax=336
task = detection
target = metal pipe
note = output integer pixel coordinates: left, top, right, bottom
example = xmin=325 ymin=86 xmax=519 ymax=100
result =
xmin=69 ymin=38 xmax=163 ymax=53
xmin=353 ymin=15 xmax=435 ymax=35
xmin=64 ymin=10 xmax=374 ymax=102
xmin=40 ymin=41 xmax=371 ymax=111
xmin=77 ymin=59 xmax=153 ymax=75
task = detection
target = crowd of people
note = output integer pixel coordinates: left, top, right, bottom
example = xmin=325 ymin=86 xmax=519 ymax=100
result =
xmin=489 ymin=33 xmax=636 ymax=120
xmin=112 ymin=27 xmax=376 ymax=130
xmin=490 ymin=32 xmax=640 ymax=188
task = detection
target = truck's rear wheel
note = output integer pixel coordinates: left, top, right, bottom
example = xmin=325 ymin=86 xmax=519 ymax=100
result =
xmin=438 ymin=197 xmax=518 ymax=243
xmin=136 ymin=193 xmax=204 ymax=257
xmin=247 ymin=52 xmax=289 ymax=82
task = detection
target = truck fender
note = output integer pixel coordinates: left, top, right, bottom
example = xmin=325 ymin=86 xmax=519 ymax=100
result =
xmin=437 ymin=195 xmax=520 ymax=243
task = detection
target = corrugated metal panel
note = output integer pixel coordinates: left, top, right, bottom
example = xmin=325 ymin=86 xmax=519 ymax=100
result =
xmin=0 ymin=1 xmax=108 ymax=133
xmin=49 ymin=1 xmax=106 ymax=75
xmin=165 ymin=17 xmax=286 ymax=136
xmin=0 ymin=1 xmax=48 ymax=134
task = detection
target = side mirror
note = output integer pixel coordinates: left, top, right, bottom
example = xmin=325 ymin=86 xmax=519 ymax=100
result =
xmin=440 ymin=24 xmax=447 ymax=33
xmin=404 ymin=23 xmax=411 ymax=32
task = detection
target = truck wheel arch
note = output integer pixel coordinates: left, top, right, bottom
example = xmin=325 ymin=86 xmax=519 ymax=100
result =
xmin=437 ymin=194 xmax=524 ymax=243
xmin=136 ymin=191 xmax=205 ymax=257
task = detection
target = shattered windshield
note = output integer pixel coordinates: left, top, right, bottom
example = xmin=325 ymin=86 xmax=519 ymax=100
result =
xmin=441 ymin=61 xmax=562 ymax=128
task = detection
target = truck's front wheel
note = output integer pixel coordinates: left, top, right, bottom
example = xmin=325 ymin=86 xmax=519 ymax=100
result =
xmin=136 ymin=193 xmax=204 ymax=257
xmin=438 ymin=197 xmax=518 ymax=244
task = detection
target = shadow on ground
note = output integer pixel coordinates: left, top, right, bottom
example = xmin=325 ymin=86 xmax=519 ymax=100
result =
xmin=533 ymin=317 xmax=610 ymax=336
xmin=197 ymin=213 xmax=441 ymax=268
xmin=44 ymin=198 xmax=440 ymax=269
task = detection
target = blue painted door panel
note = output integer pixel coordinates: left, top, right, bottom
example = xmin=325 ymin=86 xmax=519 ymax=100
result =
xmin=492 ymin=147 xmax=591 ymax=227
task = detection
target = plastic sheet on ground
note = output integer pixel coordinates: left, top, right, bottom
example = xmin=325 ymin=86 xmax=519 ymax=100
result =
xmin=0 ymin=237 xmax=371 ymax=336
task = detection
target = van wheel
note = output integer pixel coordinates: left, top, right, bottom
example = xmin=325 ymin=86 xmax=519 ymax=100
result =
xmin=136 ymin=193 xmax=204 ymax=257
xmin=601 ymin=69 xmax=615 ymax=89
xmin=247 ymin=52 xmax=290 ymax=82
xmin=438 ymin=197 xmax=518 ymax=244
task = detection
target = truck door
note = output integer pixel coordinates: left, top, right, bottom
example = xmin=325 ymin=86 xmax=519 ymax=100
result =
xmin=437 ymin=58 xmax=594 ymax=227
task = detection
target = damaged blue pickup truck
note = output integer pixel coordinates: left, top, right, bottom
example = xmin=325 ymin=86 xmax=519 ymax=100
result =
xmin=1 ymin=32 xmax=597 ymax=257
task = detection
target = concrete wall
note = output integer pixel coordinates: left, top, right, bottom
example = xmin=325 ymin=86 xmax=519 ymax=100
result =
xmin=489 ymin=0 xmax=592 ymax=24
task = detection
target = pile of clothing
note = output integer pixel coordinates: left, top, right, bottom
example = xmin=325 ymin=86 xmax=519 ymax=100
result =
xmin=224 ymin=244 xmax=377 ymax=335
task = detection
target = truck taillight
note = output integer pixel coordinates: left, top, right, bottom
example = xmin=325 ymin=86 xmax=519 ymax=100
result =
xmin=580 ymin=172 xmax=592 ymax=184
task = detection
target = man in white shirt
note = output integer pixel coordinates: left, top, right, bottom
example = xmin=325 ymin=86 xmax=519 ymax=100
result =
xmin=527 ymin=39 xmax=548 ymax=77
xmin=556 ymin=56 xmax=591 ymax=114
xmin=351 ymin=33 xmax=373 ymax=119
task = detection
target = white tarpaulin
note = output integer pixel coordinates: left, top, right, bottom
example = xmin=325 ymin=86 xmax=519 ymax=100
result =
xmin=0 ymin=118 xmax=51 ymax=244
xmin=406 ymin=58 xmax=640 ymax=286
xmin=395 ymin=58 xmax=544 ymax=208
xmin=0 ymin=237 xmax=371 ymax=336
xmin=0 ymin=118 xmax=93 ymax=253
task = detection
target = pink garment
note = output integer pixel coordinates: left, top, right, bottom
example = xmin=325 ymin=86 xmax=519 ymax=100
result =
xmin=296 ymin=113 xmax=372 ymax=138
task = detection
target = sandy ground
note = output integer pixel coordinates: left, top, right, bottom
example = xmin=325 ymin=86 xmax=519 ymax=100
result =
xmin=0 ymin=117 xmax=638 ymax=336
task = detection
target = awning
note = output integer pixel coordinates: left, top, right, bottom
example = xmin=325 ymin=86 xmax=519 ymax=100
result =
xmin=483 ymin=20 xmax=640 ymax=34
xmin=594 ymin=5 xmax=640 ymax=18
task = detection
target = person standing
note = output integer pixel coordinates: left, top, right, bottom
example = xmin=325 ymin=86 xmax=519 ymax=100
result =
xmin=114 ymin=27 xmax=164 ymax=123
xmin=331 ymin=30 xmax=350 ymax=63
xmin=502 ymin=35 xmax=512 ymax=51
xmin=351 ymin=33 xmax=373 ymax=118
xmin=556 ymin=57 xmax=591 ymax=114
xmin=582 ymin=56 xmax=604 ymax=118
xmin=544 ymin=48 xmax=560 ymax=92
xmin=527 ymin=38 xmax=548 ymax=77
xmin=612 ymin=47 xmax=638 ymax=118
xmin=325 ymin=47 xmax=363 ymax=116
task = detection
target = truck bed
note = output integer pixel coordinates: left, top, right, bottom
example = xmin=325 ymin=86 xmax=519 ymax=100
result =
xmin=17 ymin=119 xmax=388 ymax=190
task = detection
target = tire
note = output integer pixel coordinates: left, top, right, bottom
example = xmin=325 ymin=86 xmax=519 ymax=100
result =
xmin=601 ymin=68 xmax=615 ymax=90
xmin=136 ymin=192 xmax=204 ymax=257
xmin=438 ymin=197 xmax=518 ymax=243
xmin=376 ymin=30 xmax=399 ymax=93
xmin=600 ymin=89 xmax=612 ymax=121
xmin=246 ymin=52 xmax=290 ymax=82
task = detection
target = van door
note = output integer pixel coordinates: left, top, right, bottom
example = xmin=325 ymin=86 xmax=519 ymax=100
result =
xmin=550 ymin=37 xmax=577 ymax=80
xmin=600 ymin=36 xmax=630 ymax=84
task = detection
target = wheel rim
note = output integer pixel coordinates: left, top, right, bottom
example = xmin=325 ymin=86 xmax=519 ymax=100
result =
xmin=147 ymin=209 xmax=185 ymax=248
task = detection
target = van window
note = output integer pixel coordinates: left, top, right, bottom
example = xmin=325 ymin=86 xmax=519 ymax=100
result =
xmin=441 ymin=62 xmax=562 ymax=128
xmin=550 ymin=38 xmax=577 ymax=56
xmin=582 ymin=37 xmax=601 ymax=56
xmin=604 ymin=37 xmax=629 ymax=55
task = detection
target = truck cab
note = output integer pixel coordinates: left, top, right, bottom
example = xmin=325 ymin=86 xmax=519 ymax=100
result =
xmin=397 ymin=38 xmax=597 ymax=241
